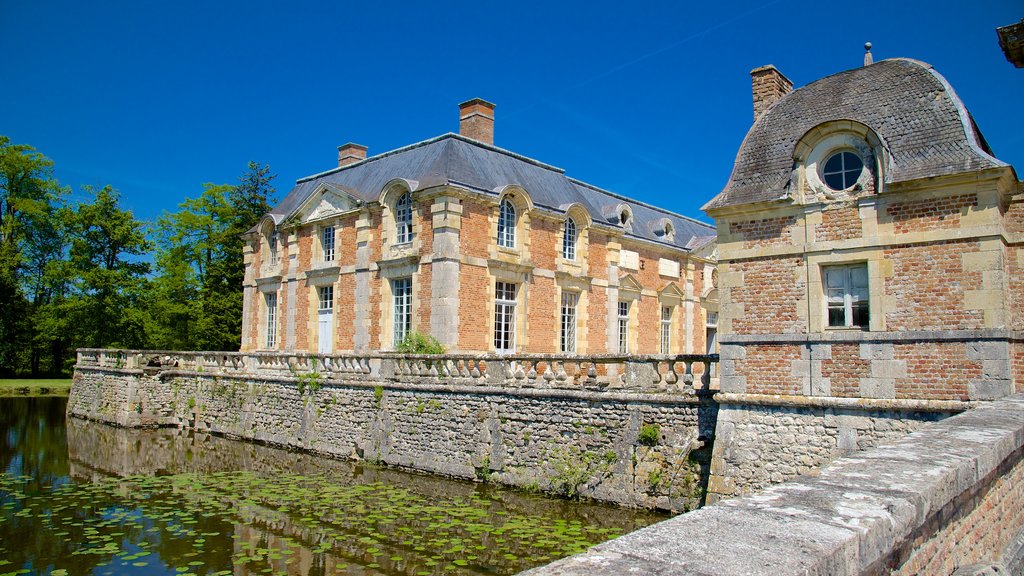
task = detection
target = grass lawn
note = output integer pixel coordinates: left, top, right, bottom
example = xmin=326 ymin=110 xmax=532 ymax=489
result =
xmin=0 ymin=379 xmax=73 ymax=397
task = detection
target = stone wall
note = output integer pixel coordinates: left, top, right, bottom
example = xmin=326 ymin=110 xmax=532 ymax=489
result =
xmin=527 ymin=393 xmax=1024 ymax=576
xmin=706 ymin=396 xmax=953 ymax=501
xmin=70 ymin=349 xmax=719 ymax=512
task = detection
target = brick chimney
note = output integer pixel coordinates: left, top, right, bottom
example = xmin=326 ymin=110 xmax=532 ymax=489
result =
xmin=750 ymin=65 xmax=793 ymax=121
xmin=458 ymin=98 xmax=495 ymax=145
xmin=337 ymin=143 xmax=367 ymax=167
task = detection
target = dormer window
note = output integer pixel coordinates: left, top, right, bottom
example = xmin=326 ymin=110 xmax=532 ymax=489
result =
xmin=822 ymin=151 xmax=864 ymax=191
xmin=498 ymin=198 xmax=517 ymax=248
xmin=664 ymin=222 xmax=674 ymax=242
xmin=268 ymin=230 xmax=279 ymax=265
xmin=562 ymin=217 xmax=577 ymax=260
xmin=321 ymin=226 xmax=335 ymax=262
xmin=619 ymin=208 xmax=633 ymax=231
xmin=395 ymin=192 xmax=413 ymax=244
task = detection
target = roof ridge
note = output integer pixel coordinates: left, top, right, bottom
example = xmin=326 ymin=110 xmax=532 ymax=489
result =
xmin=296 ymin=133 xmax=453 ymax=184
xmin=569 ymin=177 xmax=714 ymax=230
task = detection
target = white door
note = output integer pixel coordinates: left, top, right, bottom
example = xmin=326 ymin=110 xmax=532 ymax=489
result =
xmin=318 ymin=309 xmax=333 ymax=354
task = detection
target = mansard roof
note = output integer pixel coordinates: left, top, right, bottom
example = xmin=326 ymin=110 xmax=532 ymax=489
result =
xmin=267 ymin=133 xmax=714 ymax=250
xmin=704 ymin=58 xmax=1007 ymax=211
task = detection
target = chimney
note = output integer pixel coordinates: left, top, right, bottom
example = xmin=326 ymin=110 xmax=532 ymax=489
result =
xmin=750 ymin=65 xmax=793 ymax=121
xmin=337 ymin=143 xmax=367 ymax=167
xmin=458 ymin=98 xmax=496 ymax=145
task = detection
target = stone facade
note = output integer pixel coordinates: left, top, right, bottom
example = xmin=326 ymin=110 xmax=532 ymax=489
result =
xmin=71 ymin=349 xmax=718 ymax=512
xmin=702 ymin=57 xmax=1023 ymax=501
xmin=240 ymin=102 xmax=717 ymax=358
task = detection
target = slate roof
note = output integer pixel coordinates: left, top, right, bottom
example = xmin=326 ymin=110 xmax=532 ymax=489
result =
xmin=266 ymin=133 xmax=714 ymax=250
xmin=704 ymin=58 xmax=1006 ymax=211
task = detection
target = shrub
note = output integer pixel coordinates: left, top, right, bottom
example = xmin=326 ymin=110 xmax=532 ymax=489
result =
xmin=395 ymin=331 xmax=446 ymax=354
xmin=638 ymin=423 xmax=660 ymax=446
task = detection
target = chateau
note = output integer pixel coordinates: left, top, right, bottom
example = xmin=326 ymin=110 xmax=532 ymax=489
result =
xmin=239 ymin=99 xmax=718 ymax=356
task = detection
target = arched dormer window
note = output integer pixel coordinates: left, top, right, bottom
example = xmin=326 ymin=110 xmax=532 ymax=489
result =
xmin=267 ymin=229 xmax=279 ymax=265
xmin=619 ymin=207 xmax=633 ymax=232
xmin=395 ymin=192 xmax=413 ymax=244
xmin=498 ymin=198 xmax=517 ymax=248
xmin=562 ymin=217 xmax=577 ymax=260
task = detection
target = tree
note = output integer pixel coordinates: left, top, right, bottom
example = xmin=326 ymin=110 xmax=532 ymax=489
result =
xmin=61 ymin=185 xmax=152 ymax=351
xmin=152 ymin=162 xmax=275 ymax=351
xmin=0 ymin=136 xmax=65 ymax=376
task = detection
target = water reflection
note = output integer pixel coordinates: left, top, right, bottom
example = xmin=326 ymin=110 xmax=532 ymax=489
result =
xmin=1 ymin=397 xmax=667 ymax=575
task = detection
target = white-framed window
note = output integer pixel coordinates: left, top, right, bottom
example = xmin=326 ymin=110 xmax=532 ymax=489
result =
xmin=617 ymin=300 xmax=630 ymax=354
xmin=268 ymin=231 xmax=279 ymax=266
xmin=560 ymin=291 xmax=578 ymax=353
xmin=497 ymin=198 xmax=517 ymax=249
xmin=321 ymin=226 xmax=335 ymax=262
xmin=562 ymin=217 xmax=577 ymax=260
xmin=494 ymin=281 xmax=517 ymax=352
xmin=395 ymin=192 xmax=413 ymax=244
xmin=318 ymin=285 xmax=333 ymax=311
xmin=824 ymin=263 xmax=869 ymax=328
xmin=265 ymin=292 xmax=278 ymax=348
xmin=392 ymin=278 xmax=412 ymax=346
xmin=660 ymin=306 xmax=672 ymax=354
xmin=821 ymin=151 xmax=864 ymax=191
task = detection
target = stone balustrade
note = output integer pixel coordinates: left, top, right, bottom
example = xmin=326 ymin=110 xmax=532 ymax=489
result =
xmin=76 ymin=349 xmax=718 ymax=395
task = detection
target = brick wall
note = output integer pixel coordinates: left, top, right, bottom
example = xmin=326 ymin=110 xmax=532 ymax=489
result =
xmin=736 ymin=344 xmax=804 ymax=395
xmin=460 ymin=201 xmax=491 ymax=259
xmin=893 ymin=342 xmax=977 ymax=401
xmin=730 ymin=257 xmax=806 ymax=335
xmin=729 ymin=216 xmax=795 ymax=249
xmin=458 ymin=265 xmax=490 ymax=351
xmin=1014 ymin=342 xmax=1024 ymax=393
xmin=1010 ymin=244 xmax=1023 ymax=331
xmin=887 ymin=193 xmax=978 ymax=234
xmin=815 ymin=207 xmax=862 ymax=242
xmin=884 ymin=240 xmax=983 ymax=331
xmin=588 ymin=286 xmax=608 ymax=354
xmin=336 ymin=274 xmax=355 ymax=351
xmin=821 ymin=343 xmax=870 ymax=397
xmin=529 ymin=217 xmax=559 ymax=270
xmin=527 ymin=275 xmax=557 ymax=353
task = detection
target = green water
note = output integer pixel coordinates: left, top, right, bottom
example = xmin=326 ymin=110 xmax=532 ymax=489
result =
xmin=0 ymin=397 xmax=667 ymax=575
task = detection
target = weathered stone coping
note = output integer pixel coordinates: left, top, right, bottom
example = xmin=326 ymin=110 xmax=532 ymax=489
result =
xmin=75 ymin=349 xmax=720 ymax=396
xmin=716 ymin=392 xmax=974 ymax=413
xmin=721 ymin=329 xmax=1024 ymax=344
xmin=526 ymin=394 xmax=1024 ymax=575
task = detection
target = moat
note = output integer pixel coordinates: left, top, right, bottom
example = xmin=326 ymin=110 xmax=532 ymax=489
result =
xmin=0 ymin=397 xmax=668 ymax=575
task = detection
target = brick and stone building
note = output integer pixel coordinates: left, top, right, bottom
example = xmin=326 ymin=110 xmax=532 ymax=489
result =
xmin=702 ymin=55 xmax=1023 ymax=499
xmin=240 ymin=99 xmax=718 ymax=356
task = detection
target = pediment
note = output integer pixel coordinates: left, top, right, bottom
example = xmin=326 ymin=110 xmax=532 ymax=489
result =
xmin=294 ymin=183 xmax=362 ymax=224
xmin=618 ymin=273 xmax=643 ymax=294
xmin=659 ymin=281 xmax=685 ymax=300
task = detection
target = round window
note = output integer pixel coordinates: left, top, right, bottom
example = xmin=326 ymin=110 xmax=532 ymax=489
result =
xmin=821 ymin=151 xmax=864 ymax=191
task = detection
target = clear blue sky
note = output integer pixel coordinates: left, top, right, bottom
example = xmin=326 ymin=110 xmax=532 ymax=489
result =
xmin=2 ymin=1 xmax=1021 ymax=225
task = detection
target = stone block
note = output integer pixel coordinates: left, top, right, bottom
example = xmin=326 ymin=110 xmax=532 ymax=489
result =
xmin=962 ymin=250 xmax=1001 ymax=272
xmin=860 ymin=342 xmax=895 ymax=361
xmin=969 ymin=379 xmax=1013 ymax=401
xmin=983 ymin=359 xmax=1010 ymax=380
xmin=809 ymin=376 xmax=830 ymax=397
xmin=870 ymin=360 xmax=907 ymax=379
xmin=810 ymin=343 xmax=832 ymax=360
xmin=965 ymin=289 xmax=1001 ymax=311
xmin=719 ymin=374 xmax=747 ymax=393
xmin=967 ymin=341 xmax=1009 ymax=361
xmin=859 ymin=377 xmax=896 ymax=399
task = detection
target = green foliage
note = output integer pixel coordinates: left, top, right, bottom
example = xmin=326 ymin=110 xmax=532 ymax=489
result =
xmin=373 ymin=385 xmax=384 ymax=407
xmin=295 ymin=371 xmax=324 ymax=396
xmin=548 ymin=447 xmax=615 ymax=500
xmin=638 ymin=423 xmax=660 ymax=446
xmin=395 ymin=331 xmax=446 ymax=354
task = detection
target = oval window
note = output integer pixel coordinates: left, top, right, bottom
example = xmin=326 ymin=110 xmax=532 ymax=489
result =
xmin=821 ymin=151 xmax=864 ymax=191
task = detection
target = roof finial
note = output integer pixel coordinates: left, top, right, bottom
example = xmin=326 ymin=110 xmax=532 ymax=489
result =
xmin=864 ymin=42 xmax=873 ymax=66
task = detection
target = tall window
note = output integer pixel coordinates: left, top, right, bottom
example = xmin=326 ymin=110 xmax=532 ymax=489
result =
xmin=322 ymin=226 xmax=335 ymax=262
xmin=660 ymin=306 xmax=672 ymax=354
xmin=617 ymin=301 xmax=630 ymax=354
xmin=562 ymin=217 xmax=577 ymax=260
xmin=268 ymin=231 xmax=279 ymax=266
xmin=824 ymin=264 xmax=869 ymax=328
xmin=318 ymin=286 xmax=334 ymax=311
xmin=265 ymin=292 xmax=278 ymax=348
xmin=497 ymin=198 xmax=517 ymax=248
xmin=395 ymin=192 xmax=413 ymax=244
xmin=494 ymin=281 xmax=517 ymax=352
xmin=392 ymin=278 xmax=412 ymax=346
xmin=560 ymin=292 xmax=578 ymax=353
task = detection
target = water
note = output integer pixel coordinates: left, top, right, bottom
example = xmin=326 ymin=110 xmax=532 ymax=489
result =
xmin=0 ymin=397 xmax=667 ymax=575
